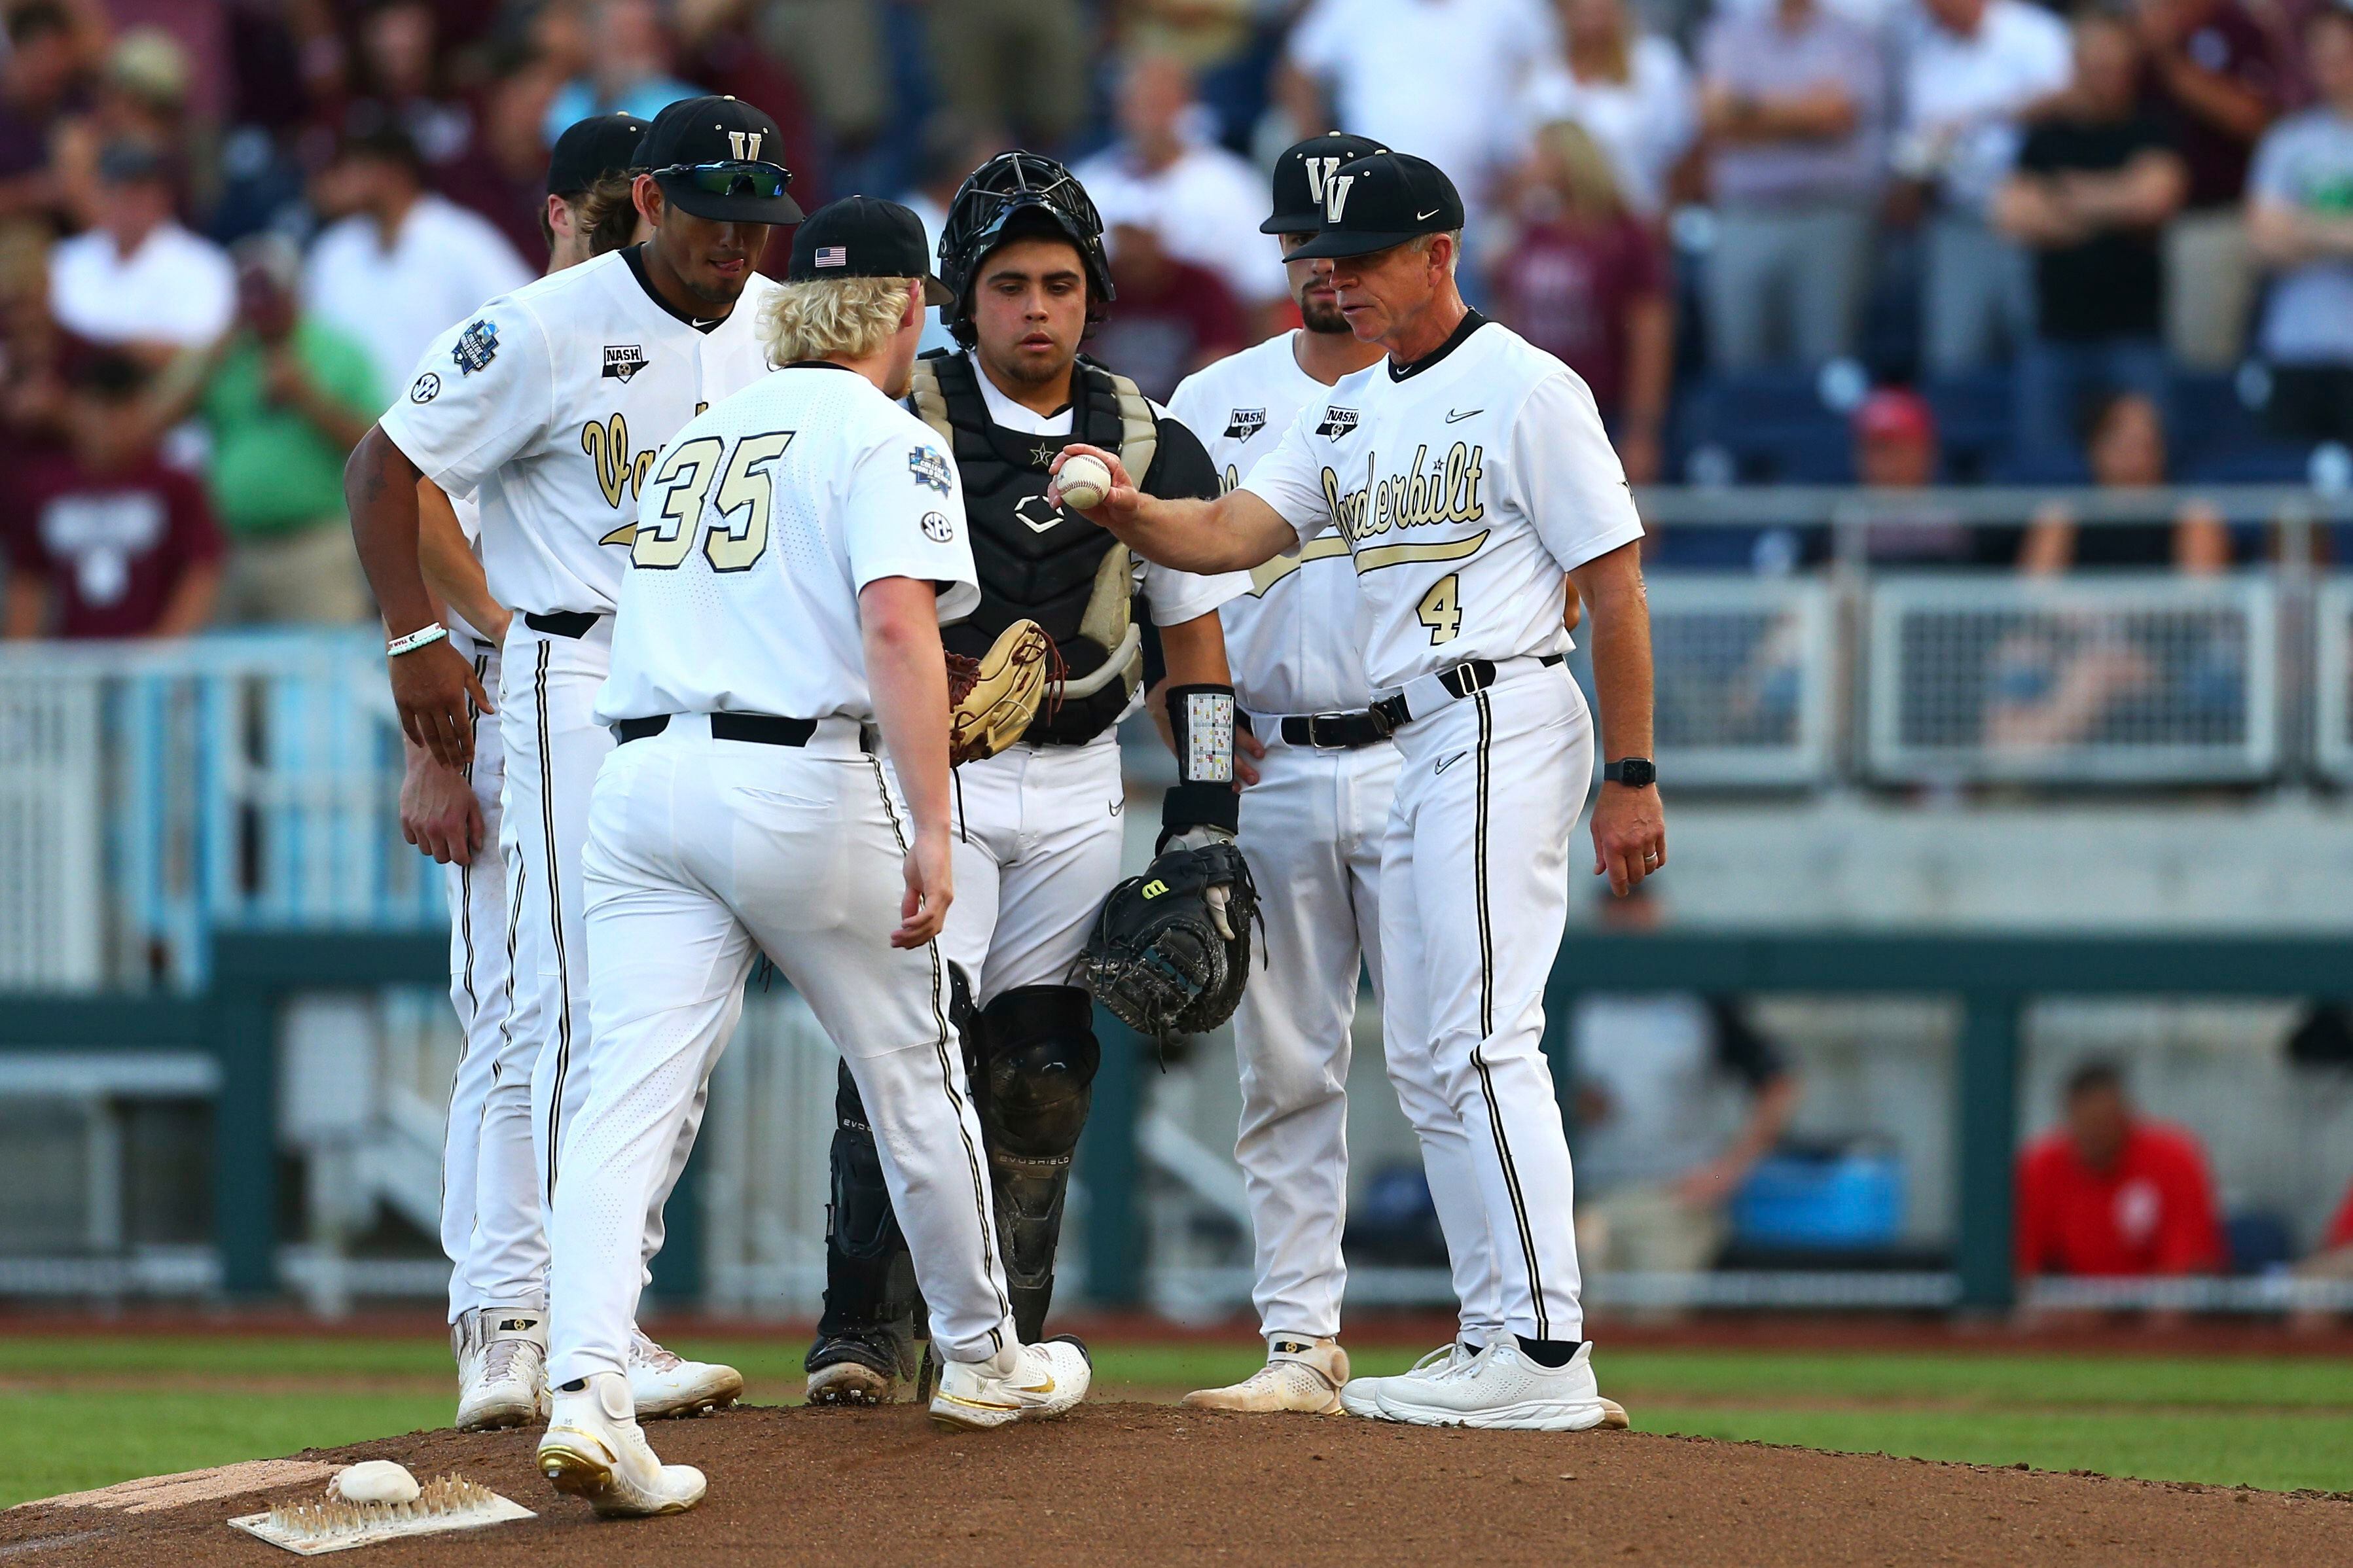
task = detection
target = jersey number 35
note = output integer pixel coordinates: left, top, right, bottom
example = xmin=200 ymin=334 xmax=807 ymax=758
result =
xmin=632 ymin=430 xmax=797 ymax=574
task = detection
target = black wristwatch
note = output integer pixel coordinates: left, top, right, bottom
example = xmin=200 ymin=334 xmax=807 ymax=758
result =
xmin=1604 ymin=757 xmax=1656 ymax=788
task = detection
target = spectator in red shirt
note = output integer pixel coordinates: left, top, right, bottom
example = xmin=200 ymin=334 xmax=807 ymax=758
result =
xmin=3 ymin=353 xmax=223 ymax=640
xmin=1488 ymin=118 xmax=1672 ymax=482
xmin=1088 ymin=221 xmax=1248 ymax=404
xmin=2015 ymin=1059 xmax=2224 ymax=1291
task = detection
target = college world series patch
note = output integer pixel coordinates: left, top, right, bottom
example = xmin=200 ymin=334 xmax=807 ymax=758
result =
xmin=908 ymin=446 xmax=952 ymax=494
xmin=452 ymin=319 xmax=499 ymax=375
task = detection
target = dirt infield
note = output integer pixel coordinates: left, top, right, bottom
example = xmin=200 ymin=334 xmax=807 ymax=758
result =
xmin=5 ymin=1402 xmax=2349 ymax=1568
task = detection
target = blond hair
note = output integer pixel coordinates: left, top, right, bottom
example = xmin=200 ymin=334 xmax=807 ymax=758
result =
xmin=759 ymin=276 xmax=918 ymax=367
xmin=1536 ymin=119 xmax=1625 ymax=222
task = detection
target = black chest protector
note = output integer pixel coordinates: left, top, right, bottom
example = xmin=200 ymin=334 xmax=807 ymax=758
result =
xmin=910 ymin=351 xmax=1159 ymax=747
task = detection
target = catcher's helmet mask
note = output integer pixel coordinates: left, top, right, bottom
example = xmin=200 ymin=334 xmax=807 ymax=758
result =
xmin=938 ymin=151 xmax=1115 ymax=347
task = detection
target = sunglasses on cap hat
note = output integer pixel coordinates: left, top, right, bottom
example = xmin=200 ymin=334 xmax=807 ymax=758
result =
xmin=653 ymin=160 xmax=793 ymax=201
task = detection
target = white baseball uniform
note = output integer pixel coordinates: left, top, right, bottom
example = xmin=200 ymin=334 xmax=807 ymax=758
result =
xmin=382 ymin=249 xmax=782 ymax=1306
xmin=547 ymin=362 xmax=1014 ymax=1385
xmin=937 ymin=358 xmax=1246 ymax=1005
xmin=1175 ymin=331 xmax=1500 ymax=1347
xmin=432 ymin=495 xmax=534 ymax=1323
xmin=1240 ymin=315 xmax=1644 ymax=1343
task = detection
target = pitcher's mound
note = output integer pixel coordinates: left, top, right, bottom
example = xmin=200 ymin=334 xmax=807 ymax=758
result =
xmin=5 ymin=1402 xmax=2348 ymax=1567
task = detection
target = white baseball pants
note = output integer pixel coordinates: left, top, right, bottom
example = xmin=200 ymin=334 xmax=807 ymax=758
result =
xmin=1382 ymin=660 xmax=1592 ymax=1344
xmin=1232 ymin=730 xmax=1503 ymax=1346
xmin=547 ymin=717 xmax=1015 ymax=1385
xmin=438 ymin=634 xmax=535 ymax=1323
xmin=942 ymin=737 xmax=1127 ymax=1003
xmin=494 ymin=617 xmax=699 ymax=1310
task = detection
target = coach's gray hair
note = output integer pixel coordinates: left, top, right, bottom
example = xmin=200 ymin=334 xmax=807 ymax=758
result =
xmin=1412 ymin=230 xmax=1465 ymax=275
xmin=761 ymin=276 xmax=919 ymax=367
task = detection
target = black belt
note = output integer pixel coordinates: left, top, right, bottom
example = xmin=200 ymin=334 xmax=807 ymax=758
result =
xmin=525 ymin=610 xmax=602 ymax=639
xmin=1369 ymin=652 xmax=1566 ymax=733
xmin=614 ymin=712 xmax=873 ymax=751
xmin=1280 ymin=711 xmax=1392 ymax=749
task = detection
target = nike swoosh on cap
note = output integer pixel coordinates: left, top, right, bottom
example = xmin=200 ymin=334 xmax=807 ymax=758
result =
xmin=1416 ymin=207 xmax=1442 ymax=221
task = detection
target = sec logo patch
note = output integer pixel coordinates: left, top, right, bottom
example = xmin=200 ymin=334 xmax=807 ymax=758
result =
xmin=409 ymin=372 xmax=441 ymax=403
xmin=921 ymin=511 xmax=955 ymax=543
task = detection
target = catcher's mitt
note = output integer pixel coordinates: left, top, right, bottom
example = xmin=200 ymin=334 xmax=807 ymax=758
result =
xmin=948 ymin=618 xmax=1056 ymax=766
xmin=1076 ymin=842 xmax=1261 ymax=1042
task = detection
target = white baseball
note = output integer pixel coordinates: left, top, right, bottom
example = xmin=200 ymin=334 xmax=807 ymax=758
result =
xmin=333 ymin=1461 xmax=420 ymax=1505
xmin=1058 ymin=453 xmax=1112 ymax=512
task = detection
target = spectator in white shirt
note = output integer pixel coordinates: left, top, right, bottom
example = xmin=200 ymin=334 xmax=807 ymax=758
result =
xmin=1278 ymin=0 xmax=1557 ymax=237
xmin=301 ymin=118 xmax=533 ymax=402
xmin=1895 ymin=0 xmax=2072 ymax=376
xmin=1074 ymin=54 xmax=1287 ymax=331
xmin=48 ymin=141 xmax=233 ymax=368
xmin=1519 ymin=0 xmax=1698 ymax=219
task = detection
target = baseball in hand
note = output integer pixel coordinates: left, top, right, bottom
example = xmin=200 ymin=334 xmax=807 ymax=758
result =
xmin=1058 ymin=453 xmax=1112 ymax=512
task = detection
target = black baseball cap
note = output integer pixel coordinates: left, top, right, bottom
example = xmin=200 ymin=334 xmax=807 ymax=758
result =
xmin=639 ymin=95 xmax=804 ymax=224
xmin=1261 ymin=131 xmax=1388 ymax=235
xmin=547 ymin=112 xmax=649 ymax=196
xmin=788 ymin=196 xmax=954 ymax=304
xmin=1285 ymin=151 xmax=1465 ymax=260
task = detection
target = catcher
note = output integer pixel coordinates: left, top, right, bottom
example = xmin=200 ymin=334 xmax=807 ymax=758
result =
xmin=805 ymin=150 xmax=1253 ymax=1404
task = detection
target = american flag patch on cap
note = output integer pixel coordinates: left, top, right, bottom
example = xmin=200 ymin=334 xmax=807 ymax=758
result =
xmin=814 ymin=245 xmax=846 ymax=268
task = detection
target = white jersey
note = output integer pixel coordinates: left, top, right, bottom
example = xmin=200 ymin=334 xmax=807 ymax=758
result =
xmin=1239 ymin=317 xmax=1642 ymax=694
xmin=1171 ymin=331 xmax=1373 ymax=717
xmin=379 ymin=249 xmax=783 ymax=620
xmin=597 ymin=363 xmax=980 ymax=726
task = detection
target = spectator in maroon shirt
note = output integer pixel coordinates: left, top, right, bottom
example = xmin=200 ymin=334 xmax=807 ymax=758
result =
xmin=2135 ymin=0 xmax=2282 ymax=367
xmin=3 ymin=353 xmax=223 ymax=640
xmin=1089 ymin=221 xmax=1248 ymax=404
xmin=1487 ymin=118 xmax=1671 ymax=482
xmin=0 ymin=3 xmax=89 ymax=226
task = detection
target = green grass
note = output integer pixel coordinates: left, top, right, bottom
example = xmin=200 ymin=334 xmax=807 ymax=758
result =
xmin=3 ymin=1336 xmax=2348 ymax=1508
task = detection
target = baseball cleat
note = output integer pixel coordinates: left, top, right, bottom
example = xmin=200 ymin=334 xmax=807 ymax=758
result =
xmin=539 ymin=1371 xmax=707 ymax=1518
xmin=804 ymin=1327 xmax=907 ymax=1406
xmin=452 ymin=1306 xmax=549 ymax=1432
xmin=1337 ymin=1339 xmax=1481 ymax=1419
xmin=1183 ymin=1336 xmax=1349 ymax=1414
xmin=1373 ymin=1340 xmax=1631 ymax=1432
xmin=929 ymin=1336 xmax=1092 ymax=1431
xmin=627 ymin=1325 xmax=742 ymax=1419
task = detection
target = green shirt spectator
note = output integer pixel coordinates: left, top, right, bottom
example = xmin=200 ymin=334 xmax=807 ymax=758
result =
xmin=199 ymin=319 xmax=380 ymax=538
xmin=132 ymin=236 xmax=382 ymax=624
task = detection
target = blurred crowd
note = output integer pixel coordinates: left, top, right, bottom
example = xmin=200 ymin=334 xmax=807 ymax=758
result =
xmin=0 ymin=0 xmax=2346 ymax=639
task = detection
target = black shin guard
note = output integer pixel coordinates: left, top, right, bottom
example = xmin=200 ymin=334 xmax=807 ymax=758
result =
xmin=973 ymin=985 xmax=1099 ymax=1342
xmin=812 ymin=1060 xmax=916 ymax=1366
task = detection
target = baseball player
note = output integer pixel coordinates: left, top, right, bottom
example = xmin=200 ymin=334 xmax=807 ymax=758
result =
xmin=804 ymin=151 xmax=1248 ymax=1403
xmin=351 ymin=96 xmax=797 ymax=1429
xmin=538 ymin=198 xmax=1090 ymax=1518
xmin=1164 ymin=132 xmax=1459 ymax=1414
xmin=395 ymin=113 xmax=677 ymax=1433
xmin=1056 ymin=150 xmax=1664 ymax=1431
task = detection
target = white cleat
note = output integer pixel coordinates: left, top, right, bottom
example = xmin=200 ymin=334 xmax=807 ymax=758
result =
xmin=1184 ymin=1337 xmax=1350 ymax=1415
xmin=929 ymin=1338 xmax=1092 ymax=1431
xmin=1337 ymin=1340 xmax=1482 ymax=1420
xmin=539 ymin=1370 xmax=708 ymax=1518
xmin=627 ymin=1325 xmax=744 ymax=1420
xmin=1373 ymin=1340 xmax=1632 ymax=1432
xmin=453 ymin=1306 xmax=548 ymax=1432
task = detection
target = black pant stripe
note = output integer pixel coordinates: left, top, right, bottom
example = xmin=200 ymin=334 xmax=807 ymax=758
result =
xmin=534 ymin=641 xmax=574 ymax=1200
xmin=456 ymin=653 xmax=490 ymax=1020
xmin=1468 ymin=690 xmax=1549 ymax=1339
xmin=866 ymin=755 xmax=1010 ymax=1349
xmin=493 ymin=853 xmax=526 ymax=1088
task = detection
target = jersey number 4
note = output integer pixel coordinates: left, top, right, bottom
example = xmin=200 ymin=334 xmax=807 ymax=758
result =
xmin=632 ymin=430 xmax=796 ymax=573
xmin=1417 ymin=574 xmax=1462 ymax=646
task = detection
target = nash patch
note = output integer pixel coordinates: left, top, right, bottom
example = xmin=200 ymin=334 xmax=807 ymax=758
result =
xmin=1315 ymin=406 xmax=1359 ymax=440
xmin=1224 ymin=407 xmax=1266 ymax=440
xmin=908 ymin=445 xmax=952 ymax=495
xmin=602 ymin=344 xmax=647 ymax=382
xmin=452 ymin=318 xmax=499 ymax=376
